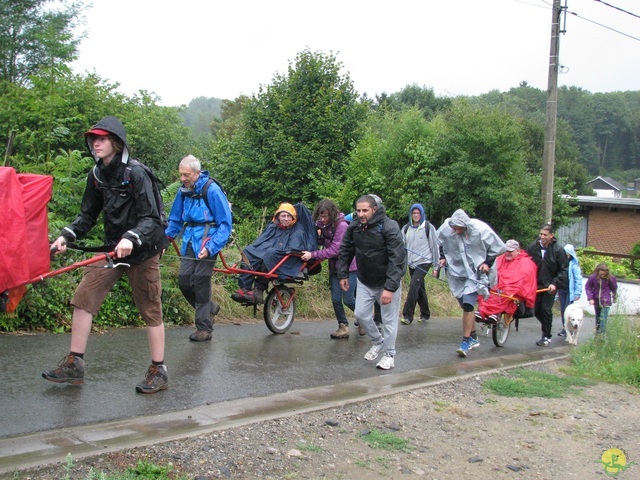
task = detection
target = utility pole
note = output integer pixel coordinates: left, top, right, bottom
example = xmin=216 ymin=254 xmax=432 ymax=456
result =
xmin=541 ymin=0 xmax=565 ymax=224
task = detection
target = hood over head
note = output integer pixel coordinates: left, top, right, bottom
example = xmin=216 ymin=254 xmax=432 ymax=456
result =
xmin=273 ymin=202 xmax=298 ymax=227
xmin=408 ymin=203 xmax=426 ymax=226
xmin=564 ymin=244 xmax=578 ymax=261
xmin=448 ymin=209 xmax=471 ymax=229
xmin=84 ymin=116 xmax=130 ymax=163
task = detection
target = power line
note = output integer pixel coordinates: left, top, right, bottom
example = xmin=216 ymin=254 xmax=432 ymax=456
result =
xmin=518 ymin=0 xmax=640 ymax=42
xmin=593 ymin=0 xmax=640 ymax=20
xmin=567 ymin=9 xmax=640 ymax=42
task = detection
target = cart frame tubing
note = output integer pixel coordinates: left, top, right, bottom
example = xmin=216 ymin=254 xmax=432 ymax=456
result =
xmin=14 ymin=251 xmax=117 ymax=289
xmin=171 ymin=239 xmax=313 ymax=333
xmin=479 ymin=287 xmax=550 ymax=347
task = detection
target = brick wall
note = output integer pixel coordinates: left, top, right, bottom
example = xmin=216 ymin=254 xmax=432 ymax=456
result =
xmin=587 ymin=209 xmax=640 ymax=254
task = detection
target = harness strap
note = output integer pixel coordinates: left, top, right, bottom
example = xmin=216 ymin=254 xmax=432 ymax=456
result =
xmin=174 ymin=222 xmax=217 ymax=245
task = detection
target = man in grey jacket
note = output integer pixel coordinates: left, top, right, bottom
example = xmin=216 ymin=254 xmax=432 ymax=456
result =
xmin=338 ymin=195 xmax=407 ymax=370
xmin=437 ymin=209 xmax=506 ymax=357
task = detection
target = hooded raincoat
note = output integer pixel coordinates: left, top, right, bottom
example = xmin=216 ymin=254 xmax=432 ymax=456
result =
xmin=563 ymin=244 xmax=582 ymax=301
xmin=165 ymin=172 xmax=232 ymax=257
xmin=402 ymin=203 xmax=438 ymax=269
xmin=477 ymin=250 xmax=538 ymax=316
xmin=243 ymin=203 xmax=317 ymax=281
xmin=60 ymin=116 xmax=166 ymax=265
xmin=436 ymin=209 xmax=506 ymax=298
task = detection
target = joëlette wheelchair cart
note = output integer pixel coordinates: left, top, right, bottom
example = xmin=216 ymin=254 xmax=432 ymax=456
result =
xmin=474 ymin=287 xmax=549 ymax=347
xmin=212 ymin=247 xmax=321 ymax=334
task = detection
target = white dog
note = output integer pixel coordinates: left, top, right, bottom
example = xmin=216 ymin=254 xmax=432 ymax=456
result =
xmin=564 ymin=303 xmax=584 ymax=346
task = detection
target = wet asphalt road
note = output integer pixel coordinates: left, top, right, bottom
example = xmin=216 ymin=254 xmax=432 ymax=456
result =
xmin=0 ymin=315 xmax=583 ymax=439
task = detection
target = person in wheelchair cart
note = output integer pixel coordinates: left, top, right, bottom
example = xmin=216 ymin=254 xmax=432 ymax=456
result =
xmin=230 ymin=202 xmax=317 ymax=306
xmin=476 ymin=239 xmax=538 ymax=324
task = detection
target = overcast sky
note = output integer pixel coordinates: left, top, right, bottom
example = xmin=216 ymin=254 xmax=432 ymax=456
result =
xmin=70 ymin=0 xmax=640 ymax=107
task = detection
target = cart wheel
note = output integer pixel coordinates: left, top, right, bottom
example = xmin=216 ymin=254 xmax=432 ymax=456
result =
xmin=263 ymin=286 xmax=295 ymax=334
xmin=492 ymin=313 xmax=511 ymax=347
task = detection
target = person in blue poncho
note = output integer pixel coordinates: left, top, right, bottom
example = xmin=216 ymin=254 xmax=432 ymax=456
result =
xmin=231 ymin=202 xmax=317 ymax=305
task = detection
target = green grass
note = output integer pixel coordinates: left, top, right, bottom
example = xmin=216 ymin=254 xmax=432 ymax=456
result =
xmin=359 ymin=428 xmax=412 ymax=452
xmin=296 ymin=442 xmax=324 ymax=453
xmin=59 ymin=455 xmax=188 ymax=480
xmin=483 ymin=368 xmax=596 ymax=398
xmin=566 ymin=315 xmax=640 ymax=388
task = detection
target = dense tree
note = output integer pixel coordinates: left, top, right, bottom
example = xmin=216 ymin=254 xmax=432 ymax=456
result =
xmin=218 ymin=49 xmax=367 ymax=215
xmin=375 ymin=84 xmax=451 ymax=120
xmin=0 ymin=72 xmax=193 ymax=182
xmin=341 ymin=100 xmax=543 ymax=241
xmin=0 ymin=0 xmax=84 ymax=88
xmin=336 ymin=107 xmax=431 ymax=217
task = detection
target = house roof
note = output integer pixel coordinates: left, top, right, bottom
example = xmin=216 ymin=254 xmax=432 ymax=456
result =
xmin=585 ymin=176 xmax=625 ymax=191
xmin=562 ymin=194 xmax=640 ymax=210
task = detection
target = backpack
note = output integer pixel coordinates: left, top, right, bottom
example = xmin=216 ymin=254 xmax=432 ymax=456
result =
xmin=402 ymin=222 xmax=431 ymax=239
xmin=181 ymin=177 xmax=232 ymax=220
xmin=92 ymin=158 xmax=169 ymax=249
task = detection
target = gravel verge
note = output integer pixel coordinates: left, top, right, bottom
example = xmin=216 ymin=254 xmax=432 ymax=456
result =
xmin=6 ymin=359 xmax=640 ymax=480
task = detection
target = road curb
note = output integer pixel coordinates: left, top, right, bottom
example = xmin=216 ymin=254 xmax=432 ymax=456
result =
xmin=0 ymin=346 xmax=569 ymax=475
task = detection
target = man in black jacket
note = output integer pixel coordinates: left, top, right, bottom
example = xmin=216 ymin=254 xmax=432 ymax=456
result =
xmin=526 ymin=223 xmax=569 ymax=347
xmin=43 ymin=116 xmax=169 ymax=394
xmin=338 ymin=195 xmax=407 ymax=370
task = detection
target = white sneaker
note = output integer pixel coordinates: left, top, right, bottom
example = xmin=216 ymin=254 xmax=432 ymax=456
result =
xmin=364 ymin=342 xmax=384 ymax=361
xmin=376 ymin=354 xmax=394 ymax=370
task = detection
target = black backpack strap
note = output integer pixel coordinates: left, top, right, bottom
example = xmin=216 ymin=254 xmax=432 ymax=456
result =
xmin=200 ymin=178 xmax=214 ymax=214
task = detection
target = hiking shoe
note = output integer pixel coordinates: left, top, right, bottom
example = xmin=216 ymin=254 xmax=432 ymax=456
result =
xmin=135 ymin=364 xmax=168 ymax=394
xmin=189 ymin=330 xmax=212 ymax=342
xmin=244 ymin=290 xmax=264 ymax=305
xmin=468 ymin=337 xmax=480 ymax=349
xmin=365 ymin=342 xmax=384 ymax=361
xmin=210 ymin=301 xmax=221 ymax=321
xmin=401 ymin=317 xmax=413 ymax=325
xmin=330 ymin=323 xmax=350 ymax=339
xmin=42 ymin=355 xmax=85 ymax=385
xmin=456 ymin=339 xmax=470 ymax=357
xmin=419 ymin=315 xmax=430 ymax=322
xmin=557 ymin=329 xmax=567 ymax=337
xmin=231 ymin=289 xmax=246 ymax=303
xmin=536 ymin=336 xmax=551 ymax=347
xmin=376 ymin=354 xmax=395 ymax=370
xmin=357 ymin=323 xmax=366 ymax=336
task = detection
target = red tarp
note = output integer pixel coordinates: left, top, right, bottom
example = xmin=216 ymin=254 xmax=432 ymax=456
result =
xmin=0 ymin=167 xmax=53 ymax=298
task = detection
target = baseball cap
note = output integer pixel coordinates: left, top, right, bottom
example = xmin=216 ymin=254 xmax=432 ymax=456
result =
xmin=505 ymin=239 xmax=520 ymax=251
xmin=84 ymin=128 xmax=111 ymax=137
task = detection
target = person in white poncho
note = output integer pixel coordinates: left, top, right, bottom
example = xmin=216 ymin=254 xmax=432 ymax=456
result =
xmin=436 ymin=209 xmax=506 ymax=358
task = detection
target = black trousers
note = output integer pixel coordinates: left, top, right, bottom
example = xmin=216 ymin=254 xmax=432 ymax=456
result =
xmin=178 ymin=244 xmax=218 ymax=333
xmin=534 ymin=290 xmax=555 ymax=338
xmin=402 ymin=264 xmax=431 ymax=320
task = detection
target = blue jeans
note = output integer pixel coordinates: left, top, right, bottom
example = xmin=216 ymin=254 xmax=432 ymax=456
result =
xmin=331 ymin=271 xmax=356 ymax=325
xmin=595 ymin=306 xmax=610 ymax=333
